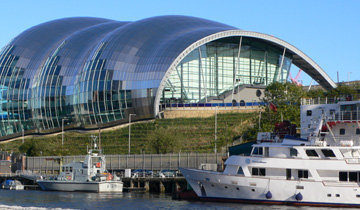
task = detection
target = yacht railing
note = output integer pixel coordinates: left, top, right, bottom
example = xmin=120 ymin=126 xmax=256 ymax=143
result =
xmin=320 ymin=136 xmax=357 ymax=147
xmin=328 ymin=111 xmax=360 ymax=121
xmin=301 ymin=97 xmax=352 ymax=105
xmin=257 ymin=133 xmax=284 ymax=144
xmin=345 ymin=158 xmax=360 ymax=164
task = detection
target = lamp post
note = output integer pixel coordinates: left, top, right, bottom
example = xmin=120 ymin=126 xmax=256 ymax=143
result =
xmin=214 ymin=107 xmax=217 ymax=154
xmin=22 ymin=127 xmax=24 ymax=144
xmin=348 ymin=72 xmax=352 ymax=85
xmin=61 ymin=118 xmax=68 ymax=147
xmin=128 ymin=114 xmax=136 ymax=155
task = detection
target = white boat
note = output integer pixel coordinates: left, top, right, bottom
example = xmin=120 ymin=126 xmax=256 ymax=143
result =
xmin=37 ymin=140 xmax=123 ymax=192
xmin=2 ymin=180 xmax=24 ymax=190
xmin=181 ymin=101 xmax=360 ymax=207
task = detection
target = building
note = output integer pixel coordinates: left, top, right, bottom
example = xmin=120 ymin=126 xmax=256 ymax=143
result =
xmin=0 ymin=15 xmax=336 ymax=139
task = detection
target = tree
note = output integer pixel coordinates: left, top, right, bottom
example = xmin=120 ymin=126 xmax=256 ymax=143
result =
xmin=19 ymin=139 xmax=50 ymax=156
xmin=243 ymin=82 xmax=305 ymax=141
xmin=146 ymin=127 xmax=183 ymax=154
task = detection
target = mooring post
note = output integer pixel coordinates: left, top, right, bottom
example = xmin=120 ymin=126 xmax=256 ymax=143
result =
xmin=160 ymin=181 xmax=165 ymax=193
xmin=144 ymin=181 xmax=149 ymax=192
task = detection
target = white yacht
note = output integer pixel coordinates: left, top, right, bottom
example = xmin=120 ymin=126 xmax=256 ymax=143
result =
xmin=37 ymin=141 xmax=123 ymax=192
xmin=181 ymin=101 xmax=360 ymax=207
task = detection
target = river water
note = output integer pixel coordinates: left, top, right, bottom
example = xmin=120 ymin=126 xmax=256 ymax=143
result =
xmin=0 ymin=190 xmax=355 ymax=210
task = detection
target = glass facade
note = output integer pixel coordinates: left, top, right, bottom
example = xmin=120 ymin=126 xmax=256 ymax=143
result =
xmin=163 ymin=37 xmax=292 ymax=103
xmin=0 ymin=15 xmax=322 ymax=139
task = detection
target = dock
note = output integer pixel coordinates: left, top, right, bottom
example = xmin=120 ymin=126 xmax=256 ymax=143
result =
xmin=122 ymin=177 xmax=187 ymax=193
xmin=0 ymin=173 xmax=187 ymax=194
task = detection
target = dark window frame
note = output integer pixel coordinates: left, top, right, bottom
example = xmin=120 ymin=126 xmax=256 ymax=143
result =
xmin=321 ymin=149 xmax=336 ymax=157
xmin=306 ymin=110 xmax=312 ymax=116
xmin=298 ymin=170 xmax=309 ymax=179
xmin=306 ymin=149 xmax=319 ymax=157
xmin=252 ymin=168 xmax=266 ymax=176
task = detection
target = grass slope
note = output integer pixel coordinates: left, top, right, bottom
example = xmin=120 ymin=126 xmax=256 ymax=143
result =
xmin=0 ymin=112 xmax=257 ymax=156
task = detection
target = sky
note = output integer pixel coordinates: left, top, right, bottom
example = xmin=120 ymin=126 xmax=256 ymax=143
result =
xmin=0 ymin=0 xmax=359 ymax=86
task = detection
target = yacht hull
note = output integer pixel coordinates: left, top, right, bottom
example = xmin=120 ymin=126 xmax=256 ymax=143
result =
xmin=180 ymin=168 xmax=360 ymax=207
xmin=37 ymin=180 xmax=123 ymax=192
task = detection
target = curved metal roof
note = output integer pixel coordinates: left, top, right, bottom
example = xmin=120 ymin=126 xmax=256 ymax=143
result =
xmin=3 ymin=15 xmax=335 ymax=93
xmin=0 ymin=15 xmax=336 ymax=138
xmin=90 ymin=15 xmax=237 ymax=90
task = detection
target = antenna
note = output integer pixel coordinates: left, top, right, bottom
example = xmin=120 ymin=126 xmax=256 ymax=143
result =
xmin=89 ymin=135 xmax=98 ymax=149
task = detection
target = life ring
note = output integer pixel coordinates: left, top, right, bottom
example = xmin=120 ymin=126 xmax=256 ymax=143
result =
xmin=108 ymin=174 xmax=113 ymax=180
xmin=96 ymin=162 xmax=101 ymax=168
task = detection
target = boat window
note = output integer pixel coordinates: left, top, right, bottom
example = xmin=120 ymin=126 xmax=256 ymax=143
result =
xmin=290 ymin=148 xmax=298 ymax=157
xmin=349 ymin=172 xmax=358 ymax=182
xmin=237 ymin=167 xmax=244 ymax=175
xmin=66 ymin=167 xmax=69 ymax=172
xmin=252 ymin=147 xmax=263 ymax=156
xmin=306 ymin=110 xmax=312 ymax=116
xmin=252 ymin=168 xmax=266 ymax=176
xmin=69 ymin=167 xmax=73 ymax=172
xmin=339 ymin=172 xmax=348 ymax=181
xmin=298 ymin=170 xmax=308 ymax=179
xmin=321 ymin=149 xmax=336 ymax=157
xmin=306 ymin=150 xmax=318 ymax=157
xmin=356 ymin=128 xmax=360 ymax=135
xmin=340 ymin=128 xmax=346 ymax=135
xmin=62 ymin=167 xmax=65 ymax=172
xmin=329 ymin=109 xmax=335 ymax=115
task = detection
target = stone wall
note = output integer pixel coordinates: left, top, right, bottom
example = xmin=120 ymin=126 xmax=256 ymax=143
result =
xmin=163 ymin=107 xmax=262 ymax=119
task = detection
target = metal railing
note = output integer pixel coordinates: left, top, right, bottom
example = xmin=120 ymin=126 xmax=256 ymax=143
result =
xmin=25 ymin=153 xmax=226 ymax=174
xmin=160 ymin=102 xmax=264 ymax=110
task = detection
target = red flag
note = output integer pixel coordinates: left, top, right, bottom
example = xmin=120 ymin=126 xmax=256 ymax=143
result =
xmin=269 ymin=102 xmax=277 ymax=112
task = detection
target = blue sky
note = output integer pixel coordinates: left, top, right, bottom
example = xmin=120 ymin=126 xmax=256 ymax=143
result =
xmin=1 ymin=0 xmax=359 ymax=86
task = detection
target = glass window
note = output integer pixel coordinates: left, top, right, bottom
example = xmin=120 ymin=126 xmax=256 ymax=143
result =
xmin=356 ymin=128 xmax=360 ymax=135
xmin=290 ymin=148 xmax=298 ymax=157
xmin=306 ymin=150 xmax=318 ymax=157
xmin=306 ymin=110 xmax=312 ymax=116
xmin=349 ymin=172 xmax=358 ymax=182
xmin=321 ymin=149 xmax=336 ymax=157
xmin=252 ymin=168 xmax=266 ymax=176
xmin=237 ymin=167 xmax=244 ymax=175
xmin=339 ymin=172 xmax=348 ymax=181
xmin=252 ymin=147 xmax=263 ymax=156
xmin=340 ymin=129 xmax=346 ymax=135
xmin=298 ymin=170 xmax=308 ymax=179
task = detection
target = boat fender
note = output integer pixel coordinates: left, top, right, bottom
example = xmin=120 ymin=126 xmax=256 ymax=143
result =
xmin=295 ymin=192 xmax=303 ymax=201
xmin=265 ymin=191 xmax=272 ymax=199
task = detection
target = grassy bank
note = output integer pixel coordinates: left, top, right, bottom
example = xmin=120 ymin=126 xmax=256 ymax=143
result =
xmin=0 ymin=111 xmax=257 ymax=156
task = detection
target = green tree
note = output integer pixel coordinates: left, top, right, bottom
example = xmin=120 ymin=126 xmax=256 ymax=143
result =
xmin=243 ymin=82 xmax=305 ymax=141
xmin=327 ymin=84 xmax=356 ymax=100
xmin=146 ymin=127 xmax=183 ymax=154
xmin=19 ymin=139 xmax=50 ymax=156
xmin=306 ymin=88 xmax=325 ymax=98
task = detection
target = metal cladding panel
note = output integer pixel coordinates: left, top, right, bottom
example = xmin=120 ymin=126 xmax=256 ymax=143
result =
xmin=98 ymin=16 xmax=236 ymax=89
xmin=0 ymin=15 xmax=336 ymax=139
